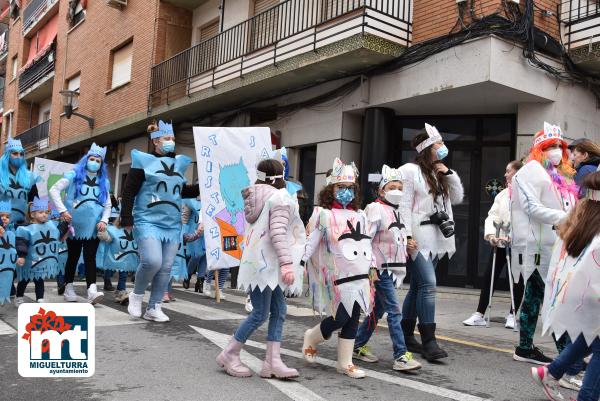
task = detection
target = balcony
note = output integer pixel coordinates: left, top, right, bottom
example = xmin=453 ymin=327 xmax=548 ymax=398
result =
xmin=16 ymin=119 xmax=50 ymax=152
xmin=561 ymin=0 xmax=600 ymax=72
xmin=149 ymin=0 xmax=412 ymax=111
xmin=18 ymin=48 xmax=55 ymax=101
xmin=22 ymin=0 xmax=59 ymax=38
xmin=0 ymin=28 xmax=7 ymax=62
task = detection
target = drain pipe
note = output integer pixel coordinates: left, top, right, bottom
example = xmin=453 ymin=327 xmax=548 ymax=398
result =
xmin=219 ymin=0 xmax=225 ymax=32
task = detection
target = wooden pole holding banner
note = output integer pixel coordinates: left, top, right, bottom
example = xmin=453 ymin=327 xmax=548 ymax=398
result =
xmin=215 ymin=269 xmax=221 ymax=303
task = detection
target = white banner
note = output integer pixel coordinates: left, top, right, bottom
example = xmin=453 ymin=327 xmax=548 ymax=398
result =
xmin=33 ymin=158 xmax=74 ymax=208
xmin=193 ymin=127 xmax=272 ymax=270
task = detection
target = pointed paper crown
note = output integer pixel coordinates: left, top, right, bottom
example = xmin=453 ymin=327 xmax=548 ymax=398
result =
xmin=0 ymin=200 xmax=11 ymax=214
xmin=415 ymin=123 xmax=443 ymax=153
xmin=150 ymin=120 xmax=175 ymax=140
xmin=534 ymin=122 xmax=565 ymax=148
xmin=87 ymin=142 xmax=107 ymax=160
xmin=5 ymin=134 xmax=24 ymax=154
xmin=110 ymin=206 xmax=120 ymax=219
xmin=327 ymin=158 xmax=358 ymax=185
xmin=379 ymin=164 xmax=403 ymax=188
xmin=30 ymin=197 xmax=49 ymax=213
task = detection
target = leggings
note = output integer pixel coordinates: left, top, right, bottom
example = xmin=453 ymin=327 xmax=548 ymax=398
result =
xmin=65 ymin=238 xmax=100 ymax=287
xmin=320 ymin=302 xmax=362 ymax=340
xmin=16 ymin=278 xmax=44 ymax=300
xmin=476 ymin=248 xmax=525 ymax=314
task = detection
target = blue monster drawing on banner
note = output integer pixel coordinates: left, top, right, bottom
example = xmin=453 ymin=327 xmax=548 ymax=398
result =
xmin=214 ymin=157 xmax=250 ymax=261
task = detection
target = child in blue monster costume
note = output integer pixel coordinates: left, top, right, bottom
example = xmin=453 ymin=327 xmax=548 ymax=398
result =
xmin=181 ymin=197 xmax=206 ymax=292
xmin=120 ymin=120 xmax=199 ymax=323
xmin=15 ymin=197 xmax=68 ymax=304
xmin=97 ymin=207 xmax=139 ymax=305
xmin=0 ymin=135 xmax=40 ymax=229
xmin=0 ymin=201 xmax=17 ymax=305
xmin=49 ymin=143 xmax=112 ymax=305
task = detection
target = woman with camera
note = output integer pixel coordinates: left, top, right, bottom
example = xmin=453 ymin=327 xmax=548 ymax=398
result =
xmin=398 ymin=123 xmax=464 ymax=361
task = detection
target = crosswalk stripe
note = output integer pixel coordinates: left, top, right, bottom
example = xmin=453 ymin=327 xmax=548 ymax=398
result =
xmin=161 ymin=298 xmax=245 ymax=321
xmin=0 ymin=317 xmax=16 ymax=335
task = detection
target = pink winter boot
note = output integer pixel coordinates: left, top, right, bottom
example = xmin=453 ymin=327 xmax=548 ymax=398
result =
xmin=260 ymin=341 xmax=299 ymax=379
xmin=216 ymin=337 xmax=252 ymax=377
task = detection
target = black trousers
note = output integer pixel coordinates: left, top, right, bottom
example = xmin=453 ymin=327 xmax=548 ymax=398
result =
xmin=65 ymin=238 xmax=100 ymax=288
xmin=320 ymin=302 xmax=361 ymax=340
xmin=476 ymin=247 xmax=525 ymax=315
xmin=229 ymin=266 xmax=239 ymax=289
xmin=16 ymin=278 xmax=44 ymax=300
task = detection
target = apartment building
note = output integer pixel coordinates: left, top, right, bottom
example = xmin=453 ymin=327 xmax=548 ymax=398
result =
xmin=1 ymin=0 xmax=599 ymax=288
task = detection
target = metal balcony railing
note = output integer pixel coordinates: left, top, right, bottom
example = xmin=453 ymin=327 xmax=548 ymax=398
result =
xmin=149 ymin=0 xmax=412 ymax=107
xmin=561 ymin=0 xmax=600 ymax=50
xmin=18 ymin=49 xmax=55 ymax=95
xmin=23 ymin=0 xmax=58 ymax=34
xmin=16 ymin=119 xmax=50 ymax=151
xmin=0 ymin=29 xmax=8 ymax=59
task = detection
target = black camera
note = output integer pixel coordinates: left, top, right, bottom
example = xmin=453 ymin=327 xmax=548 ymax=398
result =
xmin=428 ymin=210 xmax=455 ymax=238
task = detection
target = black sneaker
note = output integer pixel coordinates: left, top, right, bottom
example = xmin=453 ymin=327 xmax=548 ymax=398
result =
xmin=104 ymin=281 xmax=115 ymax=292
xmin=513 ymin=346 xmax=553 ymax=365
xmin=57 ymin=283 xmax=66 ymax=295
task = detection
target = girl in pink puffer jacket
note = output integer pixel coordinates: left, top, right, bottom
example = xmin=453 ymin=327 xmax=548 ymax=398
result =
xmin=216 ymin=158 xmax=305 ymax=379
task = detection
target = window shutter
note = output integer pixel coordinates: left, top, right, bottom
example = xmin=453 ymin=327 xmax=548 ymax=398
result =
xmin=111 ymin=42 xmax=133 ymax=88
xmin=199 ymin=20 xmax=219 ymax=42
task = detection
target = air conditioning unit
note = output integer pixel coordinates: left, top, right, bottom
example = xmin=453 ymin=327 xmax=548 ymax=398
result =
xmin=106 ymin=0 xmax=127 ymax=9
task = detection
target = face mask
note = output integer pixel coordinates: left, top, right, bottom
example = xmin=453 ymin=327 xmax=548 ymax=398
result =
xmin=9 ymin=157 xmax=25 ymax=168
xmin=546 ymin=148 xmax=563 ymax=166
xmin=384 ymin=189 xmax=403 ymax=205
xmin=335 ymin=188 xmax=355 ymax=207
xmin=436 ymin=145 xmax=449 ymax=160
xmin=162 ymin=140 xmax=175 ymax=153
xmin=87 ymin=160 xmax=101 ymax=172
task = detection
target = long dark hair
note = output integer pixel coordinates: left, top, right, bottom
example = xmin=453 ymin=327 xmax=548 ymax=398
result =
xmin=560 ymin=172 xmax=600 ymax=257
xmin=255 ymin=159 xmax=286 ymax=190
xmin=412 ymin=132 xmax=449 ymax=199
xmin=318 ymin=183 xmax=362 ymax=210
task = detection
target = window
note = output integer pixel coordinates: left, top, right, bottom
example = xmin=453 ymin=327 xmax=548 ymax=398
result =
xmin=197 ymin=19 xmax=219 ymax=43
xmin=67 ymin=73 xmax=81 ymax=108
xmin=70 ymin=1 xmax=86 ymax=27
xmin=250 ymin=0 xmax=279 ymax=51
xmin=110 ymin=41 xmax=133 ymax=89
xmin=11 ymin=56 xmax=18 ymax=80
xmin=4 ymin=111 xmax=13 ymax=139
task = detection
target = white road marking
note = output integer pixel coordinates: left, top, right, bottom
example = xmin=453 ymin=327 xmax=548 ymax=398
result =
xmin=161 ymin=298 xmax=245 ymax=320
xmin=192 ymin=326 xmax=493 ymax=401
xmin=191 ymin=325 xmax=326 ymax=401
xmin=0 ymin=317 xmax=16 ymax=335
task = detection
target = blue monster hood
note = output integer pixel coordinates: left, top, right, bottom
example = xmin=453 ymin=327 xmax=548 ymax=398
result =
xmin=219 ymin=157 xmax=250 ymax=225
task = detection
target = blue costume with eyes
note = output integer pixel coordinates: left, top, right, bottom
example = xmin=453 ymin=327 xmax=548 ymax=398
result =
xmin=16 ymin=221 xmax=62 ymax=281
xmin=130 ymin=149 xmax=191 ymax=243
xmin=182 ymin=198 xmax=205 ymax=259
xmin=0 ymin=230 xmax=17 ymax=304
xmin=63 ymin=171 xmax=105 ymax=240
xmin=96 ymin=225 xmax=139 ymax=272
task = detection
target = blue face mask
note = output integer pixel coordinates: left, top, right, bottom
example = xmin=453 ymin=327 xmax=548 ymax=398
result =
xmin=335 ymin=187 xmax=355 ymax=207
xmin=10 ymin=157 xmax=25 ymax=168
xmin=162 ymin=140 xmax=175 ymax=154
xmin=436 ymin=145 xmax=449 ymax=160
xmin=87 ymin=160 xmax=101 ymax=173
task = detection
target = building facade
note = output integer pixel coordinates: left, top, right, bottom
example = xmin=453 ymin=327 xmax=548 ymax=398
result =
xmin=1 ymin=0 xmax=599 ymax=288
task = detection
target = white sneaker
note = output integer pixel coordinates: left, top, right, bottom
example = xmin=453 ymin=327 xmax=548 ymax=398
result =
xmin=531 ymin=366 xmax=565 ymax=401
xmin=15 ymin=297 xmax=25 ymax=306
xmin=462 ymin=312 xmax=486 ymax=326
xmin=559 ymin=374 xmax=582 ymax=391
xmin=37 ymin=298 xmax=45 ymax=303
xmin=203 ymin=282 xmax=212 ymax=298
xmin=87 ymin=284 xmax=104 ymax=305
xmin=218 ymin=289 xmax=226 ymax=300
xmin=505 ymin=313 xmax=515 ymax=329
xmin=143 ymin=304 xmax=170 ymax=322
xmin=128 ymin=292 xmax=144 ymax=318
xmin=244 ymin=296 xmax=253 ymax=313
xmin=392 ymin=352 xmax=422 ymax=371
xmin=63 ymin=283 xmax=78 ymax=302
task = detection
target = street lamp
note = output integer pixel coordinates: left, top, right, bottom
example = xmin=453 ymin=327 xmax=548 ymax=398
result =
xmin=59 ymin=90 xmax=95 ymax=129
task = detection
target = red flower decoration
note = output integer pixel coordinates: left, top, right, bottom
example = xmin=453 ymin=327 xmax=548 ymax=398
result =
xmin=22 ymin=308 xmax=72 ymax=353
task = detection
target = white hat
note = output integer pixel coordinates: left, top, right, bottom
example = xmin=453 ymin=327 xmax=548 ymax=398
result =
xmin=533 ymin=122 xmax=565 ymax=148
xmin=328 ymin=158 xmax=358 ymax=185
xmin=379 ymin=164 xmax=402 ymax=188
xmin=416 ymin=123 xmax=443 ymax=153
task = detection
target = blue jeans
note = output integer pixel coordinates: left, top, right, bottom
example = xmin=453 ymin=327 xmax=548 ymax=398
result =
xmin=206 ymin=268 xmax=229 ymax=289
xmin=133 ymin=237 xmax=179 ymax=309
xmin=234 ymin=286 xmax=286 ymax=343
xmin=402 ymin=254 xmax=438 ymax=324
xmin=548 ymin=335 xmax=599 ymax=401
xmin=117 ymin=271 xmax=128 ymax=291
xmin=187 ymin=255 xmax=207 ymax=277
xmin=355 ymin=270 xmax=407 ymax=359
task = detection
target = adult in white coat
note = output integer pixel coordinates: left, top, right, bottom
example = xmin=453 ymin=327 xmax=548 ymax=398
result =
xmin=511 ymin=123 xmax=580 ymax=368
xmin=398 ymin=124 xmax=464 ymax=361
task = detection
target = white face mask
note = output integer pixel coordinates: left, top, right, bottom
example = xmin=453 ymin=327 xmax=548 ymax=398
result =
xmin=546 ymin=148 xmax=563 ymax=166
xmin=384 ymin=189 xmax=403 ymax=205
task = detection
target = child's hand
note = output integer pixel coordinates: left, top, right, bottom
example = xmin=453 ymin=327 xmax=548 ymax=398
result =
xmin=196 ymin=224 xmax=204 ymax=236
xmin=281 ymin=264 xmax=295 ymax=285
xmin=0 ymin=226 xmax=4 ymax=237
xmin=407 ymin=239 xmax=417 ymax=251
xmin=17 ymin=258 xmax=25 ymax=266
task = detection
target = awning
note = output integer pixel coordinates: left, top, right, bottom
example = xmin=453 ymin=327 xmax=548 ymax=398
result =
xmin=22 ymin=13 xmax=58 ymax=71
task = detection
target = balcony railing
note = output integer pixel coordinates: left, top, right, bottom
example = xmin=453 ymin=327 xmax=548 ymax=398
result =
xmin=18 ymin=49 xmax=55 ymax=95
xmin=150 ymin=0 xmax=412 ymax=108
xmin=561 ymin=0 xmax=600 ymax=51
xmin=16 ymin=119 xmax=50 ymax=151
xmin=0 ymin=29 xmax=7 ymax=59
xmin=23 ymin=0 xmax=58 ymax=34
